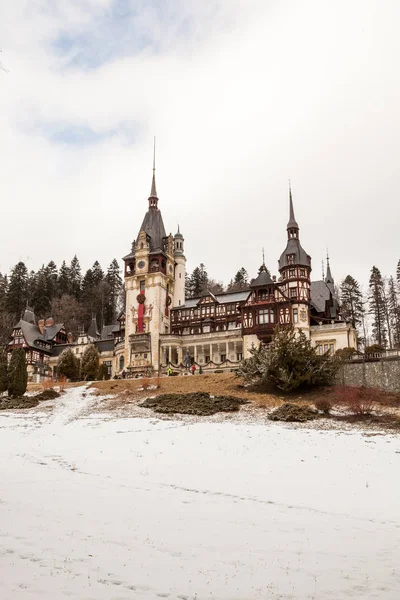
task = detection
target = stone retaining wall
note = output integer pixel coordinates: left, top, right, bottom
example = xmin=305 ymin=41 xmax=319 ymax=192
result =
xmin=338 ymin=358 xmax=400 ymax=393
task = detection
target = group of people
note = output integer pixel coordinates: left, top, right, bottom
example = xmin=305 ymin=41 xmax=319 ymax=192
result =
xmin=167 ymin=364 xmax=198 ymax=376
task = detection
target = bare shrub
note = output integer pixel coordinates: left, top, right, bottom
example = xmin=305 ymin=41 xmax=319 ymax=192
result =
xmin=335 ymin=386 xmax=376 ymax=416
xmin=141 ymin=378 xmax=150 ymax=391
xmin=314 ymin=398 xmax=332 ymax=415
xmin=41 ymin=378 xmax=54 ymax=391
xmin=58 ymin=376 xmax=67 ymax=392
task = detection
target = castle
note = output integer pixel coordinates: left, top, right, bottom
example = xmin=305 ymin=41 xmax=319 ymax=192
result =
xmin=8 ymin=160 xmax=357 ymax=380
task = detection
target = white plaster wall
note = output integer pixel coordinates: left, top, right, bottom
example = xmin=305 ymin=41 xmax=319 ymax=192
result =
xmin=173 ymin=256 xmax=186 ymax=308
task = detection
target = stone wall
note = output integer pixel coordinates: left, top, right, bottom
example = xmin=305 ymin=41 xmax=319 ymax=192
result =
xmin=338 ymin=358 xmax=400 ymax=393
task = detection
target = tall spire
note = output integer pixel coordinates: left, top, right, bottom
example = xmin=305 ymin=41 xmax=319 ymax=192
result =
xmin=325 ymin=250 xmax=334 ymax=284
xmin=287 ymin=180 xmax=299 ymax=230
xmin=148 ymin=137 xmax=158 ymax=207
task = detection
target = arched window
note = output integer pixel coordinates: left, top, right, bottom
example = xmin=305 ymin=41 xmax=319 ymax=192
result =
xmin=119 ymin=356 xmax=125 ymax=370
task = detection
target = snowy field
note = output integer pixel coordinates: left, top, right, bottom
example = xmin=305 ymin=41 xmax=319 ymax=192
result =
xmin=1 ymin=386 xmax=400 ymax=600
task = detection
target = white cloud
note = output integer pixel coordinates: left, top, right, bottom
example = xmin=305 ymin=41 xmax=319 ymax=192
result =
xmin=0 ymin=0 xmax=399 ymax=286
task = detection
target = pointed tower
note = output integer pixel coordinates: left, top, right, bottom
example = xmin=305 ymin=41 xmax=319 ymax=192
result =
xmin=325 ymin=252 xmax=334 ymax=285
xmin=173 ymin=224 xmax=186 ymax=307
xmin=122 ymin=140 xmax=176 ymax=374
xmin=278 ymin=184 xmax=312 ymax=333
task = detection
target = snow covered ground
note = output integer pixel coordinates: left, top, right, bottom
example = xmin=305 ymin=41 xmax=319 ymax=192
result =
xmin=1 ymin=386 xmax=400 ymax=600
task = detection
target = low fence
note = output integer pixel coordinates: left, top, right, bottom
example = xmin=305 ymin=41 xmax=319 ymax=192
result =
xmin=338 ymin=355 xmax=400 ymax=393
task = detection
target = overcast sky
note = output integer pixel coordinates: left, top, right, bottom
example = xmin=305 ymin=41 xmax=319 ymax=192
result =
xmin=0 ymin=0 xmax=399 ymax=287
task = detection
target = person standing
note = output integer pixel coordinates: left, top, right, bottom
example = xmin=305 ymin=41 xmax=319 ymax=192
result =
xmin=191 ymin=364 xmax=196 ymax=375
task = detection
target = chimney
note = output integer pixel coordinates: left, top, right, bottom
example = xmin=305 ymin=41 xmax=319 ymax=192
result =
xmin=67 ymin=332 xmax=73 ymax=344
xmin=45 ymin=317 xmax=55 ymax=327
xmin=272 ymin=275 xmax=276 ymax=282
xmin=38 ymin=319 xmax=45 ymax=334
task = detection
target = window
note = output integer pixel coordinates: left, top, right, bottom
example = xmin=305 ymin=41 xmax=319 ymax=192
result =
xmin=293 ymin=308 xmax=298 ymax=324
xmin=287 ymin=254 xmax=295 ymax=265
xmin=178 ymin=300 xmax=181 ymax=306
xmin=270 ymin=311 xmax=275 ymax=324
xmin=119 ymin=356 xmax=125 ymax=370
xmin=237 ymin=353 xmax=243 ymax=361
xmin=179 ymin=272 xmax=182 ymax=279
xmin=329 ymin=343 xmax=334 ymax=354
xmin=259 ymin=309 xmax=269 ymax=324
xmin=289 ymin=269 xmax=295 ymax=277
xmin=220 ymin=354 xmax=226 ymax=362
xmin=140 ymin=280 xmax=145 ymax=292
xmin=259 ymin=290 xmax=268 ymax=301
xmin=290 ymin=288 xmax=297 ymax=298
xmin=300 ymin=269 xmax=306 ymax=277
xmin=205 ymin=355 xmax=210 ymax=363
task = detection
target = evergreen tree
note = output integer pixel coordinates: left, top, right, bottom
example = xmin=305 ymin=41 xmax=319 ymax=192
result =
xmin=368 ymin=266 xmax=387 ymax=347
xmin=188 ymin=263 xmax=209 ymax=297
xmin=69 ymin=255 xmax=82 ymax=300
xmin=6 ymin=262 xmax=28 ymax=319
xmin=0 ymin=347 xmax=8 ymax=394
xmin=7 ymin=348 xmax=28 ymax=398
xmin=105 ymin=259 xmax=122 ymax=323
xmin=57 ymin=261 xmax=71 ymax=296
xmin=45 ymin=261 xmax=58 ymax=301
xmin=0 ymin=273 xmax=7 ymax=312
xmin=387 ymin=276 xmax=400 ymax=348
xmin=397 ymin=259 xmax=400 ymax=289
xmin=31 ymin=266 xmax=52 ymax=317
xmin=340 ymin=275 xmax=364 ymax=328
xmin=98 ymin=362 xmax=109 ymax=380
xmin=227 ymin=268 xmax=249 ymax=292
xmin=57 ymin=348 xmax=80 ymax=380
xmin=81 ymin=345 xmax=100 ymax=381
xmin=238 ymin=326 xmax=339 ymax=392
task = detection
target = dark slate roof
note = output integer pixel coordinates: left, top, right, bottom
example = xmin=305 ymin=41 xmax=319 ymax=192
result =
xmin=310 ymin=280 xmax=340 ymax=317
xmin=51 ymin=344 xmax=74 ymax=357
xmin=94 ymin=339 xmax=114 ymax=353
xmin=287 ymin=187 xmax=299 ymax=229
xmin=87 ymin=317 xmax=99 ymax=340
xmin=174 ymin=290 xmax=250 ymax=309
xmin=279 ymin=238 xmax=311 ymax=270
xmin=138 ymin=207 xmax=167 ymax=252
xmin=100 ymin=325 xmax=116 ymax=340
xmin=22 ymin=309 xmax=36 ymax=325
xmin=43 ymin=323 xmax=64 ymax=341
xmin=251 ymin=265 xmax=273 ymax=287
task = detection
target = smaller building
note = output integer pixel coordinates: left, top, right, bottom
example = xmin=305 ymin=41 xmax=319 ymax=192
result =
xmin=7 ymin=309 xmax=68 ymax=380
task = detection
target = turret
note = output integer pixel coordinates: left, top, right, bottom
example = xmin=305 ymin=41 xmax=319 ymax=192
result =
xmin=278 ymin=183 xmax=311 ymax=332
xmin=173 ymin=225 xmax=186 ymax=307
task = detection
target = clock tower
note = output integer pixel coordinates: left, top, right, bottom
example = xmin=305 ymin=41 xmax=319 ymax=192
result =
xmin=122 ymin=149 xmax=176 ymax=374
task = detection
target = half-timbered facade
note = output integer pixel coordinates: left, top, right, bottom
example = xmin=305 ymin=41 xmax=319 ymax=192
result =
xmin=40 ymin=164 xmax=357 ymax=379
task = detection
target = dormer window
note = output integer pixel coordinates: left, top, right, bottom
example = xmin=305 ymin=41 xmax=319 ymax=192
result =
xmin=287 ymin=254 xmax=295 ymax=265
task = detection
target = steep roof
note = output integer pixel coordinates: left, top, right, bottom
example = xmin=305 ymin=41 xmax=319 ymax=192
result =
xmin=251 ymin=264 xmax=273 ymax=287
xmin=87 ymin=317 xmax=99 ymax=340
xmin=138 ymin=208 xmax=167 ymax=253
xmin=12 ymin=313 xmax=63 ymax=353
xmin=310 ymin=280 xmax=340 ymax=317
xmin=279 ymin=238 xmax=311 ymax=270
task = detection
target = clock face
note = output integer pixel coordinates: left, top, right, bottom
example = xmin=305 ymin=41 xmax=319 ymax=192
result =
xmin=137 ymin=260 xmax=146 ymax=269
